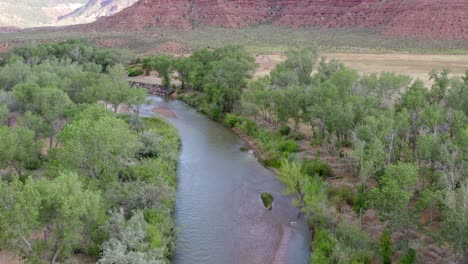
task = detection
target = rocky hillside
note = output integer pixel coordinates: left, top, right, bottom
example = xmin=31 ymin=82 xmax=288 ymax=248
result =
xmin=89 ymin=0 xmax=468 ymax=39
xmin=0 ymin=0 xmax=138 ymax=28
xmin=57 ymin=0 xmax=139 ymax=25
xmin=0 ymin=0 xmax=86 ymax=27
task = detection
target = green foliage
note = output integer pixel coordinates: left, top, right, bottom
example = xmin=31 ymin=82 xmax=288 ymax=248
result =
xmin=311 ymin=223 xmax=375 ymax=264
xmin=398 ymin=248 xmax=417 ymax=264
xmin=379 ymin=229 xmax=393 ymax=264
xmin=0 ymin=173 xmax=102 ymax=262
xmin=128 ymin=66 xmax=143 ymax=77
xmin=370 ymin=163 xmax=419 ymax=234
xmin=224 ymin=114 xmax=242 ymax=127
xmin=302 ymin=159 xmax=333 ymax=179
xmin=441 ymin=181 xmax=468 ymax=261
xmin=279 ymin=125 xmax=291 ymax=136
xmin=261 ymin=192 xmax=273 ymax=210
xmin=98 ymin=209 xmax=171 ymax=264
xmin=0 ymin=177 xmax=41 ymax=259
xmin=0 ymin=126 xmax=41 ymax=177
xmin=239 ymin=119 xmax=258 ymax=136
xmin=327 ymin=185 xmax=356 ymax=207
xmin=144 ymin=55 xmax=173 ymax=87
xmin=37 ymin=172 xmax=102 ymax=262
xmin=277 ymin=139 xmax=299 ymax=154
xmin=10 ymin=40 xmax=132 ymax=71
xmin=57 ymin=115 xmax=140 ymax=183
xmin=0 ymin=103 xmax=9 ymax=125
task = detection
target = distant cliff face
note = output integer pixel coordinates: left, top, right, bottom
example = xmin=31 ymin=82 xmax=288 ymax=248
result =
xmin=0 ymin=0 xmax=86 ymax=27
xmin=89 ymin=0 xmax=468 ymax=39
xmin=57 ymin=0 xmax=139 ymax=25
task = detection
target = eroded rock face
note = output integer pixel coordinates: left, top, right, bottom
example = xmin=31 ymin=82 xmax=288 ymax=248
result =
xmin=90 ymin=0 xmax=468 ymax=39
xmin=58 ymin=0 xmax=140 ymax=25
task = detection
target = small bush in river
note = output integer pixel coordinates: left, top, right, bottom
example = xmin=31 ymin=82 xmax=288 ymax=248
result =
xmin=261 ymin=192 xmax=273 ymax=210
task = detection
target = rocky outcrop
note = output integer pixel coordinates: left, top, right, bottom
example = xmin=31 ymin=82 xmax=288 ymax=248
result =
xmin=57 ymin=0 xmax=139 ymax=25
xmin=86 ymin=0 xmax=468 ymax=39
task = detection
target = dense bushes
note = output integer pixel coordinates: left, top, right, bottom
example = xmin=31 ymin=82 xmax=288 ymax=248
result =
xmin=302 ymin=159 xmax=333 ymax=179
xmin=224 ymin=113 xmax=242 ymax=127
xmin=128 ymin=66 xmax=143 ymax=77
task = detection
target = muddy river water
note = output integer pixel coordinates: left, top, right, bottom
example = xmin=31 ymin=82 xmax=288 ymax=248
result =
xmin=141 ymin=97 xmax=310 ymax=264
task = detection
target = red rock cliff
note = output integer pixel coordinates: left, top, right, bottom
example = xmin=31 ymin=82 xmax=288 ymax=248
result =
xmin=90 ymin=0 xmax=468 ymax=39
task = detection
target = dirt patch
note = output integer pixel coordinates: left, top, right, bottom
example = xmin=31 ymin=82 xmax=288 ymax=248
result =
xmin=0 ymin=251 xmax=21 ymax=264
xmin=152 ymin=106 xmax=177 ymax=118
xmin=255 ymin=52 xmax=468 ymax=85
xmin=144 ymin=41 xmax=190 ymax=56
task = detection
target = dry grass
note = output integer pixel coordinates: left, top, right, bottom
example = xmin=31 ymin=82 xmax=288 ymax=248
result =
xmin=254 ymin=52 xmax=468 ymax=85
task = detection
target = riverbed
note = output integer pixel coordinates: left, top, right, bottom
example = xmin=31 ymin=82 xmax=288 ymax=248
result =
xmin=141 ymin=97 xmax=310 ymax=264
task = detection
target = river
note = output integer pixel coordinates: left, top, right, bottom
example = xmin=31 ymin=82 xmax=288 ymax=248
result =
xmin=141 ymin=97 xmax=310 ymax=264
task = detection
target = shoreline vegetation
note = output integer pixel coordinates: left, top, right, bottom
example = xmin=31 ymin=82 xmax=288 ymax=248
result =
xmin=140 ymin=45 xmax=465 ymax=263
xmin=0 ymin=41 xmax=180 ymax=263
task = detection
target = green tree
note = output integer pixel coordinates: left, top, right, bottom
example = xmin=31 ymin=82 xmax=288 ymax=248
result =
xmin=429 ymin=69 xmax=450 ymax=103
xmin=379 ymin=228 xmax=393 ymax=264
xmin=278 ymin=159 xmax=328 ymax=222
xmin=0 ymin=177 xmax=41 ymax=260
xmin=370 ymin=163 xmax=419 ymax=242
xmin=0 ymin=61 xmax=30 ymax=91
xmin=57 ymin=116 xmax=139 ymax=183
xmin=350 ymin=138 xmax=386 ymax=225
xmin=105 ymin=64 xmax=133 ymax=112
xmin=0 ymin=126 xmax=41 ymax=177
xmin=35 ymin=87 xmax=72 ymax=148
xmin=37 ymin=172 xmax=102 ymax=263
xmin=397 ymin=80 xmax=429 ymax=153
xmin=127 ymin=87 xmax=148 ymax=118
xmin=174 ymin=57 xmax=200 ymax=90
xmin=205 ymin=54 xmax=255 ymax=113
xmin=0 ymin=104 xmax=9 ymax=125
xmin=146 ymin=55 xmax=173 ymax=87
xmin=416 ymin=188 xmax=442 ymax=225
xmin=17 ymin=111 xmax=49 ymax=142
xmin=271 ymin=48 xmax=317 ymax=86
xmin=441 ymin=180 xmax=467 ymax=262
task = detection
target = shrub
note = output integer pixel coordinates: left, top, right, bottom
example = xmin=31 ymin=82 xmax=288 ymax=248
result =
xmin=137 ymin=130 xmax=162 ymax=159
xmin=240 ymin=119 xmax=258 ymax=136
xmin=311 ymin=228 xmax=335 ymax=262
xmin=263 ymin=158 xmax=281 ymax=169
xmin=379 ymin=229 xmax=393 ymax=264
xmin=399 ymin=248 xmax=417 ymax=264
xmin=279 ymin=125 xmax=291 ymax=136
xmin=260 ymin=192 xmax=273 ymax=210
xmin=224 ymin=114 xmax=242 ymax=127
xmin=302 ymin=159 xmax=333 ymax=179
xmin=278 ymin=140 xmax=298 ymax=154
xmin=327 ymin=185 xmax=356 ymax=207
xmin=128 ymin=67 xmax=143 ymax=77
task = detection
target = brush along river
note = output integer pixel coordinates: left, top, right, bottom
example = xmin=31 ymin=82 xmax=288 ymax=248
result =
xmin=141 ymin=97 xmax=310 ymax=264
